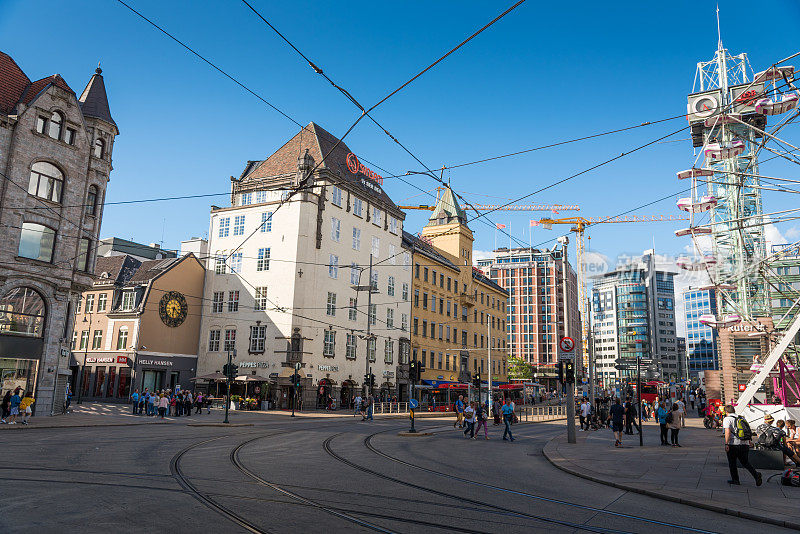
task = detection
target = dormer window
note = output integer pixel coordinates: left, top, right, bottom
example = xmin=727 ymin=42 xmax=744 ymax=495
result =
xmin=48 ymin=111 xmax=63 ymax=140
xmin=93 ymin=138 xmax=105 ymax=158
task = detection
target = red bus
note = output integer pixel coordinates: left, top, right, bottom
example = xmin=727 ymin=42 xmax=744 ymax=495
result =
xmin=640 ymin=381 xmax=668 ymax=404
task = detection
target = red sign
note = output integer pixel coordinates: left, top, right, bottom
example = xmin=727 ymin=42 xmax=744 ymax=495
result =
xmin=117 ymin=356 xmax=129 ymax=365
xmin=346 ymin=153 xmax=383 ymax=185
xmin=559 ymin=337 xmax=575 ymax=352
xmin=738 ymin=384 xmax=746 ymax=392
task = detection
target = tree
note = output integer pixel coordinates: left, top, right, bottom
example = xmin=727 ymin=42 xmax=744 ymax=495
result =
xmin=508 ymin=356 xmax=534 ymax=380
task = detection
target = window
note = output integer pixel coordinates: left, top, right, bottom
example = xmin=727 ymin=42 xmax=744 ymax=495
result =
xmin=228 ymin=291 xmax=239 ymax=312
xmin=415 ymin=264 xmax=420 ymax=279
xmin=36 ymin=115 xmax=47 ymax=134
xmin=389 ymin=217 xmax=398 ymax=234
xmin=329 ymin=254 xmax=339 ymax=278
xmin=388 ymin=244 xmax=396 ymax=263
xmin=76 ymin=238 xmax=91 ymax=272
xmin=401 ymin=313 xmax=408 ymax=332
xmin=350 ymin=263 xmax=359 ymax=285
xmin=261 ymin=211 xmax=272 ymax=232
xmin=326 ymin=292 xmax=337 ymax=316
xmin=348 ymin=297 xmax=358 ymax=321
xmin=0 ymin=287 xmax=46 ymax=337
xmin=331 ymin=217 xmax=341 ymax=242
xmin=97 ymin=293 xmax=107 ymax=312
xmin=214 ymin=252 xmax=226 ymax=274
xmin=352 ymin=227 xmax=361 ymax=250
xmin=402 ymin=283 xmax=409 ymax=301
xmin=121 ymin=291 xmax=135 ymax=311
xmin=331 ymin=186 xmax=343 ymax=207
xmin=218 ymin=217 xmax=230 ymax=237
xmin=208 ymin=329 xmax=221 ymax=351
xmin=230 ymin=252 xmax=242 ymax=273
xmin=86 ymin=185 xmax=98 ymax=216
xmin=387 ymin=276 xmax=395 ymax=296
xmin=403 ymin=252 xmax=410 ymax=271
xmin=93 ymin=138 xmax=105 ymax=158
xmin=28 ymin=161 xmax=63 ymax=203
xmin=422 ymin=292 xmax=428 ymax=309
xmin=250 ymin=325 xmax=266 ymax=352
xmin=346 ymin=333 xmax=357 ymax=359
xmin=254 ymin=287 xmax=268 ymax=311
xmin=369 ymin=304 xmax=376 ymax=325
xmin=240 ymin=192 xmax=252 ymax=206
xmin=233 ymin=215 xmax=245 ymax=236
xmin=422 ymin=320 xmax=427 ymax=337
xmin=414 ymin=289 xmax=419 ymax=307
xmin=353 ymin=197 xmax=363 ymax=217
xmin=85 ymin=294 xmax=95 ymax=313
xmin=224 ymin=329 xmax=236 ymax=351
xmin=255 ymin=191 xmax=268 ymax=203
xmin=324 ymin=330 xmax=336 ymax=357
xmin=71 ymin=331 xmax=77 ymax=349
xmin=373 ymin=206 xmax=382 ymax=226
xmin=424 ymin=268 xmax=428 ymax=282
xmin=370 ymin=271 xmax=378 ymax=290
xmin=371 ymin=236 xmax=380 ymax=257
xmin=79 ymin=330 xmax=89 ymax=350
xmin=368 ymin=338 xmax=376 ymax=362
xmin=116 ymin=327 xmax=129 ymax=350
xmin=92 ymin=330 xmax=103 ymax=349
xmin=48 ymin=111 xmax=63 ymax=140
xmin=212 ymin=292 xmax=224 ymax=313
xmin=387 ymin=308 xmax=394 ymax=328
xmin=384 ymin=339 xmax=394 ymax=364
xmin=257 ymin=248 xmax=270 ymax=271
xmin=413 ymin=317 xmax=418 ymax=335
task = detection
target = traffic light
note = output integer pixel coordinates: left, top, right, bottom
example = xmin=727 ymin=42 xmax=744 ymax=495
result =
xmin=370 ymin=373 xmax=376 ymax=389
xmin=409 ymin=361 xmax=417 ymax=382
xmin=557 ymin=361 xmax=564 ymax=383
xmin=364 ymin=373 xmax=370 ymax=387
xmin=223 ymin=363 xmax=238 ymax=379
xmin=564 ymin=361 xmax=575 ymax=384
xmin=473 ymin=373 xmax=481 ymax=389
xmin=293 ymin=373 xmax=301 ymax=388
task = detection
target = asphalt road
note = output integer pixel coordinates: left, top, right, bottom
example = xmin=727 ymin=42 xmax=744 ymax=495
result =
xmin=0 ymin=416 xmax=790 ymax=533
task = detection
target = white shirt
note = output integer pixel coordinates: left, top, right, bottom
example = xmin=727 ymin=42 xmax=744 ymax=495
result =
xmin=580 ymin=403 xmax=591 ymax=417
xmin=464 ymin=406 xmax=476 ymax=423
xmin=676 ymin=400 xmax=685 ymax=413
xmin=723 ymin=415 xmax=745 ymax=445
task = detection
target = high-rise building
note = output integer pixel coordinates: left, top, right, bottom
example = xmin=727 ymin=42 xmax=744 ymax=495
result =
xmin=0 ymin=52 xmax=117 ymax=414
xmin=477 ymin=246 xmax=580 ymax=390
xmin=682 ymin=286 xmax=718 ymax=378
xmin=767 ymin=244 xmax=800 ymax=330
xmin=591 ymin=250 xmax=678 ymax=386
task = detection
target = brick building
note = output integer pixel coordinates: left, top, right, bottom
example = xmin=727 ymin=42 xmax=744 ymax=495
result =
xmin=0 ymin=52 xmax=117 ymax=414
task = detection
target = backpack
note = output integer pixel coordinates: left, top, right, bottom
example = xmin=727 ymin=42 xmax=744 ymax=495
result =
xmin=756 ymin=426 xmax=780 ymax=449
xmin=781 ymin=469 xmax=800 ymax=487
xmin=734 ymin=416 xmax=752 ymax=441
xmin=665 ymin=411 xmax=674 ymax=424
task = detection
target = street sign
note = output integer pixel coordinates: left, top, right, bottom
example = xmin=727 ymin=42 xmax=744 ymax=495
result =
xmin=409 ymin=399 xmax=419 ymax=410
xmin=558 ymin=336 xmax=575 ymax=361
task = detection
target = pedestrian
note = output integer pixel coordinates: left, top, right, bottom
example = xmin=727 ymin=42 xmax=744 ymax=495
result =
xmin=656 ymin=402 xmax=669 ymax=445
xmin=19 ymin=390 xmax=35 ymax=425
xmin=131 ymin=389 xmax=140 ymax=415
xmin=354 ymin=394 xmax=362 ymax=417
xmin=675 ymin=398 xmax=686 ymax=426
xmin=463 ymin=401 xmax=476 ymax=439
xmin=579 ymin=398 xmax=591 ymax=431
xmin=501 ymin=399 xmax=515 ymax=441
xmin=689 ymin=390 xmax=696 ymax=410
xmin=627 ymin=401 xmax=640 ymax=435
xmin=184 ymin=391 xmax=193 ymax=416
xmin=64 ymin=383 xmax=72 ymax=413
xmin=366 ymin=394 xmax=374 ymax=421
xmin=475 ymin=401 xmax=489 ymax=440
xmin=624 ymin=401 xmax=633 ymax=435
xmin=195 ymin=393 xmax=203 ymax=414
xmin=147 ymin=391 xmax=156 ymax=416
xmin=8 ymin=387 xmax=21 ymax=424
xmin=158 ymin=394 xmax=168 ymax=418
xmin=608 ymin=397 xmax=625 ymax=447
xmin=722 ymin=405 xmax=762 ymax=486
xmin=668 ymin=403 xmax=684 ymax=447
xmin=1 ymin=390 xmax=11 ymax=423
xmin=454 ymin=395 xmax=465 ymax=429
xmin=492 ymin=396 xmax=502 ymax=425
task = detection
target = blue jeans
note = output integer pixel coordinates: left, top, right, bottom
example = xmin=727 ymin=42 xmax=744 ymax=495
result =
xmin=132 ymin=401 xmax=138 ymax=415
xmin=367 ymin=405 xmax=373 ymax=420
xmin=503 ymin=415 xmax=513 ymax=440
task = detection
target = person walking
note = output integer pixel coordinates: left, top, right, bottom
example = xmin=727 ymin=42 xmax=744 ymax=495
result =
xmin=722 ymin=405 xmax=762 ymax=486
xmin=656 ymin=402 xmax=670 ymax=445
xmin=195 ymin=393 xmax=203 ymax=414
xmin=609 ymin=397 xmax=625 ymax=447
xmin=158 ymin=394 xmax=168 ymax=419
xmin=184 ymin=392 xmax=193 ymax=417
xmin=354 ymin=394 xmax=362 ymax=417
xmin=147 ymin=391 xmax=156 ymax=416
xmin=668 ymin=403 xmax=684 ymax=447
xmin=19 ymin=391 xmax=35 ymax=425
xmin=1 ymin=390 xmax=11 ymax=424
xmin=689 ymin=390 xmax=696 ymax=410
xmin=492 ymin=396 xmax=502 ymax=426
xmin=579 ymin=399 xmax=591 ymax=431
xmin=131 ymin=389 xmax=140 ymax=415
xmin=7 ymin=388 xmax=21 ymax=424
xmin=454 ymin=395 xmax=465 ymax=429
xmin=463 ymin=401 xmax=476 ymax=439
xmin=366 ymin=394 xmax=374 ymax=421
xmin=475 ymin=401 xmax=489 ymax=440
xmin=501 ymin=399 xmax=515 ymax=441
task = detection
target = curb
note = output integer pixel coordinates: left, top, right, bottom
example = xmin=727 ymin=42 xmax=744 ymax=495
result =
xmin=0 ymin=421 xmax=171 ymax=430
xmin=187 ymin=423 xmax=254 ymax=427
xmin=542 ymin=436 xmax=800 ymax=531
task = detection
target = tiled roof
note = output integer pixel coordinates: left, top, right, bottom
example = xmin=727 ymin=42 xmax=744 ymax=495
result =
xmin=78 ymin=67 xmax=117 ymax=132
xmin=402 ymin=230 xmax=460 ymax=271
xmin=94 ymin=255 xmax=142 ymax=285
xmin=21 ymin=74 xmax=73 ymax=106
xmin=0 ymin=51 xmax=30 ymax=114
xmin=243 ymin=122 xmax=400 ymax=211
xmin=472 ymin=268 xmax=508 ymax=295
xmin=126 ymin=257 xmax=181 ymax=284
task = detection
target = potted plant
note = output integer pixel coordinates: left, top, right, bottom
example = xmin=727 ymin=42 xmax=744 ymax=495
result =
xmin=231 ymin=394 xmax=241 ymax=410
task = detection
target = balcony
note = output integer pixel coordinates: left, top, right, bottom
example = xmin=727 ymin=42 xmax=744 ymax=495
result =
xmin=459 ymin=292 xmax=476 ymax=307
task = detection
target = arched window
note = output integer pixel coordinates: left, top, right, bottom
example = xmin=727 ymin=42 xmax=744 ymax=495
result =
xmin=18 ymin=222 xmax=56 ymax=262
xmin=0 ymin=287 xmax=46 ymax=337
xmin=93 ymin=138 xmax=104 ymax=159
xmin=48 ymin=111 xmax=63 ymax=140
xmin=86 ymin=185 xmax=98 ymax=216
xmin=28 ymin=161 xmax=64 ymax=203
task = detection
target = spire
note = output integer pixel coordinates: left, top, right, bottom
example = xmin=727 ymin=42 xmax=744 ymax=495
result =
xmin=428 ymin=185 xmax=467 ymax=225
xmin=716 ymin=3 xmax=723 ymax=52
xmin=78 ymin=63 xmax=117 ymax=133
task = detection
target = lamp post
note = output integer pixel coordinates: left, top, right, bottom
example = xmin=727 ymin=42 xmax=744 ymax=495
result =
xmin=76 ymin=312 xmax=92 ymax=405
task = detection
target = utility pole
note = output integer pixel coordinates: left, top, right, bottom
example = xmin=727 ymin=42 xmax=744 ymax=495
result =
xmin=637 ymin=353 xmax=643 ymax=446
xmin=365 ymin=254 xmax=374 ymax=399
xmin=77 ymin=311 xmax=92 ymax=405
xmin=223 ymin=349 xmax=232 ymax=424
xmin=588 ymin=329 xmax=596 ymax=405
xmin=560 ymin=237 xmax=576 ymax=444
xmin=487 ymin=313 xmax=492 ymax=416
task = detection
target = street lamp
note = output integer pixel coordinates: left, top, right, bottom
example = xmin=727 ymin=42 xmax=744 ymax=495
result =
xmin=76 ymin=312 xmax=92 ymax=405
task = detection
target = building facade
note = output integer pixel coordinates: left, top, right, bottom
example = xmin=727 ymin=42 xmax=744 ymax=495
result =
xmin=0 ymin=52 xmax=117 ymax=414
xmin=407 ymin=187 xmax=509 ymax=391
xmin=591 ymin=250 xmax=678 ymax=386
xmin=196 ymin=123 xmax=410 ymax=410
xmin=97 ymin=237 xmax=176 ymax=262
xmin=683 ymin=286 xmax=718 ymax=378
xmin=70 ymin=254 xmax=205 ymax=400
xmin=477 ymin=246 xmax=580 ymax=389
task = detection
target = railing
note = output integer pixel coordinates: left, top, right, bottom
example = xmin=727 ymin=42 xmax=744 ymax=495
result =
xmin=373 ymin=402 xmax=409 ymax=414
xmin=517 ymin=404 xmax=568 ymax=422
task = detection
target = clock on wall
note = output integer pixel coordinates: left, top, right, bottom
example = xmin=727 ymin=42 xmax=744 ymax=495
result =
xmin=159 ymin=291 xmax=187 ymax=327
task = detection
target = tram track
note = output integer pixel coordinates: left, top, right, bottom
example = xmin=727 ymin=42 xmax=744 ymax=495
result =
xmin=322 ymin=431 xmax=636 ymax=534
xmin=362 ymin=427 xmax=723 ymax=534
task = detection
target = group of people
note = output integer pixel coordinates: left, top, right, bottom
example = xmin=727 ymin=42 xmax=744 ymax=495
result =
xmin=755 ymin=413 xmax=800 ymax=466
xmin=353 ymin=394 xmax=374 ymax=421
xmin=0 ymin=387 xmax=35 ymax=425
xmin=130 ymin=389 xmax=209 ymax=419
xmin=454 ymin=395 xmax=517 ymax=441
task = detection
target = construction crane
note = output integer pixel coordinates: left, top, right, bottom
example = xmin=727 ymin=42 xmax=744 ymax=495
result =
xmin=399 ymin=203 xmax=580 ymax=212
xmin=537 ymin=215 xmax=690 ymax=372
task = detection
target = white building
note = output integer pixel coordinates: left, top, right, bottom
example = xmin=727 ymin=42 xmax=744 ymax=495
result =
xmin=197 ymin=123 xmax=411 ymax=409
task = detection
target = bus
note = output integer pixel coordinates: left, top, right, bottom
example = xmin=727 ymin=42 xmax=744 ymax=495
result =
xmin=640 ymin=381 xmax=668 ymax=404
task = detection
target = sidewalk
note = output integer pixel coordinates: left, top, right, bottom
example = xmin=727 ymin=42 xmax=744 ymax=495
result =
xmin=543 ymin=416 xmax=800 ymax=530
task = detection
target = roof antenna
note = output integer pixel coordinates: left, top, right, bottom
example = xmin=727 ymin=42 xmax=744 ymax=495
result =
xmin=716 ymin=2 xmax=723 ymax=51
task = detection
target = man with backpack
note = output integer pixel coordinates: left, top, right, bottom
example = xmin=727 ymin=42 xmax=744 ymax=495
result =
xmin=722 ymin=405 xmax=762 ymax=486
xmin=756 ymin=414 xmax=800 ymax=465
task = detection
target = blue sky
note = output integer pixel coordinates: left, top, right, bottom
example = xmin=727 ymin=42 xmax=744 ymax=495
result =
xmin=2 ymin=0 xmax=798 ymax=271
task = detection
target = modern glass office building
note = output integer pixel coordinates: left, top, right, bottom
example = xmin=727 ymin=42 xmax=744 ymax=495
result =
xmin=683 ymin=287 xmax=718 ymax=374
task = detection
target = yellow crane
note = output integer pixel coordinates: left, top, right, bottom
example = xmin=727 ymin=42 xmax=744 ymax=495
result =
xmin=399 ymin=203 xmax=580 ymax=212
xmin=537 ymin=215 xmax=690 ymax=370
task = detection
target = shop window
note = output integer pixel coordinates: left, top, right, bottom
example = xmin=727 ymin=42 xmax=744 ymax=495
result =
xmin=94 ymin=366 xmax=106 ymax=397
xmin=0 ymin=287 xmax=46 ymax=337
xmin=117 ymin=367 xmax=131 ymax=398
xmin=106 ymin=367 xmax=116 ymax=397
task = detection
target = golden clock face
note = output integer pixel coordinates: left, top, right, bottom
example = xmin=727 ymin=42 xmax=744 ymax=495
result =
xmin=159 ymin=291 xmax=187 ymax=327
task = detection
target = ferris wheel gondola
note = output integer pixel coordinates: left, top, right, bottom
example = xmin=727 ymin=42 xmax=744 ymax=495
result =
xmin=754 ymin=93 xmax=799 ymax=115
xmin=698 ymin=313 xmax=742 ymax=328
xmin=677 ymin=195 xmax=718 ymax=212
xmin=675 ymin=226 xmax=712 ymax=237
xmin=676 ymin=168 xmax=714 ymax=180
xmin=699 ymin=283 xmax=736 ymax=291
xmin=676 ymin=256 xmax=717 ymax=271
xmin=704 ymin=140 xmax=745 ymax=159
xmin=753 ymin=65 xmax=795 ymax=84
